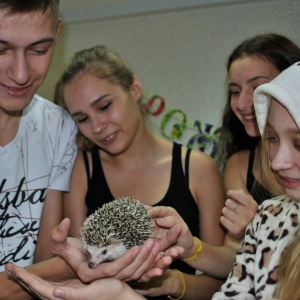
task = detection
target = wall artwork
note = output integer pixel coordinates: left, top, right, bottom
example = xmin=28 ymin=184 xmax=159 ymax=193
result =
xmin=144 ymin=94 xmax=220 ymax=158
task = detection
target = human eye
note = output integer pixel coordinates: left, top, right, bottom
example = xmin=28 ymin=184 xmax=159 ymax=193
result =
xmin=229 ymin=89 xmax=240 ymax=97
xmin=266 ymin=135 xmax=278 ymax=143
xmin=30 ymin=47 xmax=49 ymax=56
xmin=99 ymin=102 xmax=112 ymax=111
xmin=29 ymin=40 xmax=54 ymax=56
xmin=0 ymin=48 xmax=8 ymax=55
xmin=0 ymin=44 xmax=10 ymax=55
xmin=74 ymin=115 xmax=88 ymax=124
xmin=293 ymin=139 xmax=300 ymax=151
xmin=265 ymin=129 xmax=278 ymax=143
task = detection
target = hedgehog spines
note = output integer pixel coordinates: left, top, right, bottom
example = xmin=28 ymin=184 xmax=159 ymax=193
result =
xmin=80 ymin=196 xmax=153 ymax=249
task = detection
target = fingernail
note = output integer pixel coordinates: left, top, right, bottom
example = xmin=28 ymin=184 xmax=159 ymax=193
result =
xmin=59 ymin=218 xmax=69 ymax=230
xmin=54 ymin=289 xmax=65 ymax=298
xmin=5 ymin=265 xmax=12 ymax=274
xmin=151 ymin=243 xmax=160 ymax=255
xmin=146 ymin=239 xmax=154 ymax=250
xmin=131 ymin=247 xmax=140 ymax=258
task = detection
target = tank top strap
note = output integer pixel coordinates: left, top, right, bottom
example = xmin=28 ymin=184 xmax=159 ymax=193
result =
xmin=90 ymin=150 xmax=110 ymax=196
xmin=82 ymin=150 xmax=102 ymax=181
xmin=82 ymin=151 xmax=91 ymax=180
xmin=246 ymin=147 xmax=255 ymax=191
xmin=91 ymin=150 xmax=101 ymax=178
xmin=172 ymin=142 xmax=181 ymax=163
xmin=85 ymin=150 xmax=114 ymax=216
xmin=184 ymin=148 xmax=192 ymax=183
xmin=171 ymin=142 xmax=190 ymax=187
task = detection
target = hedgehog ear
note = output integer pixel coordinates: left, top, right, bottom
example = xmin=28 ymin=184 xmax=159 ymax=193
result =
xmin=109 ymin=238 xmax=123 ymax=246
xmin=79 ymin=227 xmax=84 ymax=238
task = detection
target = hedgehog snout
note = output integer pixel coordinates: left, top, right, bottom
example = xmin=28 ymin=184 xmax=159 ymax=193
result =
xmin=86 ymin=245 xmax=108 ymax=268
xmin=86 ymin=243 xmax=129 ymax=268
xmin=88 ymin=262 xmax=96 ymax=269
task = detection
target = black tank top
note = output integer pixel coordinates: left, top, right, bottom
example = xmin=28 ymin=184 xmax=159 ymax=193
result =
xmin=246 ymin=146 xmax=272 ymax=204
xmin=83 ymin=142 xmax=199 ymax=300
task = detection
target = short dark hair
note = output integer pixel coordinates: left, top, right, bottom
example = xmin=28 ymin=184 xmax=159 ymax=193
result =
xmin=0 ymin=0 xmax=60 ymax=26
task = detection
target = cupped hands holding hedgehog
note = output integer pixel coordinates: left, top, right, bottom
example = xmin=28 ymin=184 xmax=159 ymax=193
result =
xmin=7 ymin=204 xmax=232 ymax=300
xmin=80 ymin=197 xmax=154 ymax=268
xmin=7 ymin=208 xmax=188 ymax=300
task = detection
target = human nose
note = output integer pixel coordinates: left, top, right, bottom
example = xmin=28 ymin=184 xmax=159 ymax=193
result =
xmin=236 ymin=90 xmax=253 ymax=111
xmin=91 ymin=117 xmax=106 ymax=134
xmin=271 ymin=143 xmax=293 ymax=171
xmin=7 ymin=53 xmax=30 ymax=85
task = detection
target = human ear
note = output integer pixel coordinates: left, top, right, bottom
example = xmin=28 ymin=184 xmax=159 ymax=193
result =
xmin=54 ymin=19 xmax=62 ymax=45
xmin=130 ymin=75 xmax=143 ymax=102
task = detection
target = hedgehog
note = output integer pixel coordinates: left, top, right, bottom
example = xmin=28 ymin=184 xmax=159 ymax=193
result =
xmin=80 ymin=196 xmax=153 ymax=268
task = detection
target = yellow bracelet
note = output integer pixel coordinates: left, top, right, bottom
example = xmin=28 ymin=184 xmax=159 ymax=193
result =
xmin=183 ymin=237 xmax=202 ymax=262
xmin=167 ymin=269 xmax=186 ymax=300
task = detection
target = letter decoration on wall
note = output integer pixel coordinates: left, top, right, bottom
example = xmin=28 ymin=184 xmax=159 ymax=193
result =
xmin=143 ymin=94 xmax=220 ymax=158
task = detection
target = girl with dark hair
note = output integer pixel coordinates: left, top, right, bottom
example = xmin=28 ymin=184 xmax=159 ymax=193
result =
xmin=217 ymin=33 xmax=300 ymax=242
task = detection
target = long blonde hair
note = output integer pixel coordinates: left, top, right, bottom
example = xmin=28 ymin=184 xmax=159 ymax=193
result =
xmin=275 ymin=234 xmax=300 ymax=300
xmin=257 ymin=100 xmax=284 ymax=196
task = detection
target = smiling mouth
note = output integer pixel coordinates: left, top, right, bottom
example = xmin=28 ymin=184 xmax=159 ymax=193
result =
xmin=0 ymin=82 xmax=33 ymax=97
xmin=103 ymin=134 xmax=115 ymax=142
xmin=243 ymin=114 xmax=256 ymax=120
xmin=281 ymin=177 xmax=300 ymax=182
xmin=1 ymin=83 xmax=31 ymax=90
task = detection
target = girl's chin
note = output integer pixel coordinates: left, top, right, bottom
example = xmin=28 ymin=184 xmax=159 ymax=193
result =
xmin=245 ymin=131 xmax=260 ymax=138
xmin=282 ymin=182 xmax=300 ymax=201
xmin=286 ymin=192 xmax=300 ymax=202
xmin=243 ymin=125 xmax=260 ymax=137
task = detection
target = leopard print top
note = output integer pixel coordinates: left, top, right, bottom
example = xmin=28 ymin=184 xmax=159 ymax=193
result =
xmin=213 ymin=196 xmax=300 ymax=300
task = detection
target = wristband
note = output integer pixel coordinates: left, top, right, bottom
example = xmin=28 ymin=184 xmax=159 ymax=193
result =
xmin=183 ymin=237 xmax=202 ymax=262
xmin=167 ymin=269 xmax=186 ymax=300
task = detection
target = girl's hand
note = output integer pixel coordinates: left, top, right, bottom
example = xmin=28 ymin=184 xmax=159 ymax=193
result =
xmin=220 ymin=189 xmax=258 ymax=240
xmin=148 ymin=206 xmax=195 ymax=260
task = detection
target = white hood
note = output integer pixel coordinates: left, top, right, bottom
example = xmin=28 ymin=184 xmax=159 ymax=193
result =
xmin=254 ymin=61 xmax=300 ymax=135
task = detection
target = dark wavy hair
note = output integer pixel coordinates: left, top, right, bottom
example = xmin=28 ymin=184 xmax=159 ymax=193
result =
xmin=216 ymin=33 xmax=300 ymax=171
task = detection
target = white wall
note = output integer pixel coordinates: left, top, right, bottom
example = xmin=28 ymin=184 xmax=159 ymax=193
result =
xmin=38 ymin=0 xmax=300 ymax=156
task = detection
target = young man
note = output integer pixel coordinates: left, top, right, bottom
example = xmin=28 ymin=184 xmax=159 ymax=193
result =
xmin=0 ymin=0 xmax=77 ymax=298
xmin=0 ymin=3 xmax=169 ymax=299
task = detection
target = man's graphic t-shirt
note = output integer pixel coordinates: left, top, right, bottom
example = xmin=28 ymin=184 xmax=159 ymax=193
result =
xmin=0 ymin=95 xmax=77 ymax=271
